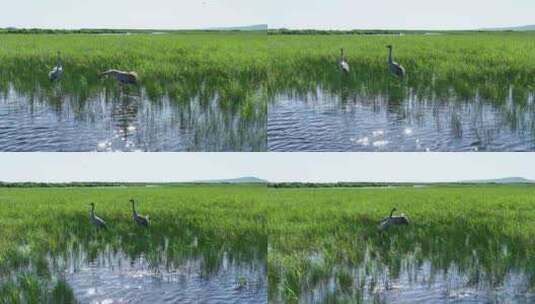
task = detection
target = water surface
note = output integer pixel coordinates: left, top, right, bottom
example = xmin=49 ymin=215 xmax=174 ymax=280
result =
xmin=55 ymin=248 xmax=267 ymax=304
xmin=0 ymin=84 xmax=265 ymax=151
xmin=268 ymin=88 xmax=535 ymax=152
xmin=299 ymin=261 xmax=534 ymax=304
xmin=275 ymin=249 xmax=534 ymax=304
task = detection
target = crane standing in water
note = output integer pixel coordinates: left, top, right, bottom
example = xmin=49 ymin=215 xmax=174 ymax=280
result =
xmin=338 ymin=48 xmax=350 ymax=73
xmin=386 ymin=45 xmax=406 ymax=78
xmin=89 ymin=203 xmax=107 ymax=230
xmin=130 ymin=199 xmax=150 ymax=227
xmin=48 ymin=51 xmax=63 ymax=81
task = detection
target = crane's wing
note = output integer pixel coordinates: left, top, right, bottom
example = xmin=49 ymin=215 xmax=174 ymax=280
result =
xmin=393 ymin=62 xmax=406 ymax=76
xmin=342 ymin=62 xmax=350 ymax=72
xmin=95 ymin=216 xmax=107 ymax=225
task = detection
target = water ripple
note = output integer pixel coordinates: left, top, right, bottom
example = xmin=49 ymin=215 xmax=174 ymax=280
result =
xmin=0 ymin=85 xmax=265 ymax=152
xmin=60 ymin=250 xmax=267 ymax=304
xmin=268 ymin=90 xmax=535 ymax=152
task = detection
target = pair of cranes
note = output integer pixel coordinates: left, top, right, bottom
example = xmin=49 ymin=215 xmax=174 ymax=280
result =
xmin=89 ymin=199 xmax=149 ymax=230
xmin=48 ymin=52 xmax=139 ymax=85
xmin=338 ymin=45 xmax=406 ymax=78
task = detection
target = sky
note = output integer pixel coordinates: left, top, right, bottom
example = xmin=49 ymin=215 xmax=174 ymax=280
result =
xmin=0 ymin=0 xmax=272 ymax=29
xmin=267 ymin=0 xmax=535 ymax=30
xmin=0 ymin=153 xmax=534 ymax=183
xmin=0 ymin=0 xmax=533 ymax=30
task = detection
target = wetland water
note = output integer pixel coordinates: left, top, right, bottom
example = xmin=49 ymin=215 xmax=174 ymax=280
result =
xmin=273 ymin=248 xmax=534 ymax=304
xmin=268 ymin=88 xmax=535 ymax=152
xmin=5 ymin=231 xmax=268 ymax=304
xmin=57 ymin=248 xmax=267 ymax=304
xmin=299 ymin=259 xmax=534 ymax=304
xmin=0 ymin=84 xmax=266 ymax=152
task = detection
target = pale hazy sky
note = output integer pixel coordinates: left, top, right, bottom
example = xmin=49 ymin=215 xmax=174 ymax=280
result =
xmin=1 ymin=0 xmax=533 ymax=30
xmin=0 ymin=153 xmax=533 ymax=183
xmin=268 ymin=0 xmax=535 ymax=30
xmin=0 ymin=0 xmax=272 ymax=29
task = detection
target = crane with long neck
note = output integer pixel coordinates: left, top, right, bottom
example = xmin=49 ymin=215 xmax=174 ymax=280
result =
xmin=48 ymin=51 xmax=63 ymax=81
xmin=386 ymin=45 xmax=406 ymax=78
xmin=89 ymin=202 xmax=107 ymax=229
xmin=130 ymin=199 xmax=149 ymax=227
xmin=338 ymin=48 xmax=350 ymax=73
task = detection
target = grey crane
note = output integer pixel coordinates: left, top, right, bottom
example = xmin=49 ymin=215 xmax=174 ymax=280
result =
xmin=338 ymin=48 xmax=350 ymax=73
xmin=48 ymin=51 xmax=63 ymax=81
xmin=101 ymin=69 xmax=138 ymax=85
xmin=378 ymin=208 xmax=409 ymax=231
xmin=386 ymin=45 xmax=406 ymax=78
xmin=130 ymin=199 xmax=150 ymax=227
xmin=89 ymin=203 xmax=107 ymax=229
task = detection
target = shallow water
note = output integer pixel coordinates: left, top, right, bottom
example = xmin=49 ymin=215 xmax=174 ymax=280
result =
xmin=53 ymin=248 xmax=267 ymax=304
xmin=0 ymin=85 xmax=265 ymax=152
xmin=268 ymin=88 xmax=535 ymax=152
xmin=298 ymin=258 xmax=534 ymax=304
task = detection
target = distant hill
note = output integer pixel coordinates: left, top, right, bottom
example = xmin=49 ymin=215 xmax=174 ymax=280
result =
xmin=482 ymin=24 xmax=535 ymax=31
xmin=460 ymin=177 xmax=534 ymax=184
xmin=207 ymin=24 xmax=267 ymax=31
xmin=196 ymin=176 xmax=268 ymax=184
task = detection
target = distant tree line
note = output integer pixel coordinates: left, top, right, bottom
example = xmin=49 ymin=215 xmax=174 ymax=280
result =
xmin=267 ymin=29 xmax=495 ymax=36
xmin=0 ymin=182 xmax=132 ymax=188
xmin=0 ymin=28 xmax=507 ymax=35
xmin=0 ymin=182 xmax=262 ymax=188
xmin=0 ymin=28 xmax=132 ymax=34
xmin=1 ymin=182 xmax=527 ymax=189
xmin=268 ymin=182 xmax=532 ymax=188
xmin=267 ymin=182 xmax=405 ymax=188
xmin=0 ymin=28 xmax=264 ymax=35
xmin=269 ymin=29 xmax=415 ymax=35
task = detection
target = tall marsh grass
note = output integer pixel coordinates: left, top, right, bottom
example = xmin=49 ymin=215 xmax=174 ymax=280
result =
xmin=0 ymin=185 xmax=267 ymax=303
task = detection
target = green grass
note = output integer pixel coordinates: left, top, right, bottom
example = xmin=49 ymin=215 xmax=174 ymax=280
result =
xmin=266 ymin=185 xmax=535 ymax=303
xmin=0 ymin=32 xmax=268 ymax=108
xmin=1 ymin=32 xmax=534 ymax=105
xmin=2 ymin=184 xmax=534 ymax=303
xmin=0 ymin=32 xmax=268 ymax=82
xmin=0 ymin=185 xmax=267 ymax=303
xmin=268 ymin=32 xmax=535 ymax=103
